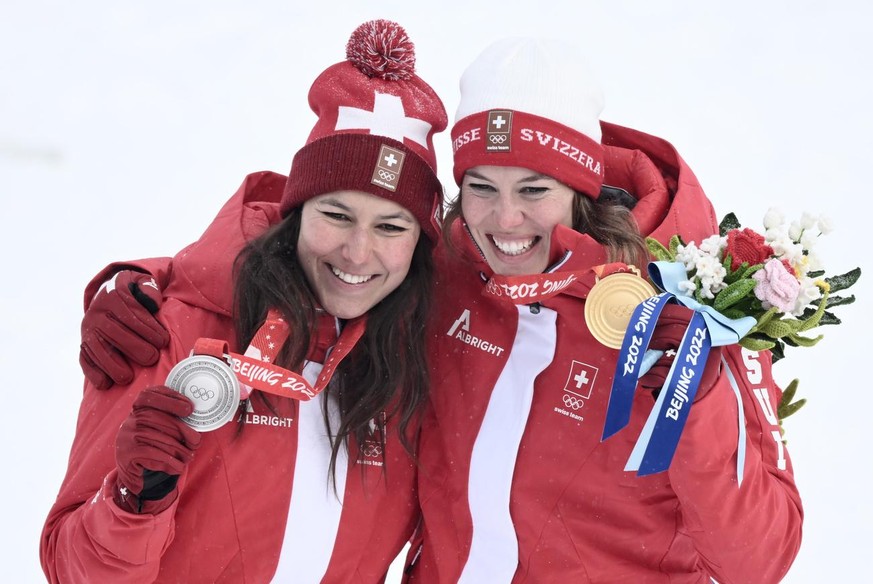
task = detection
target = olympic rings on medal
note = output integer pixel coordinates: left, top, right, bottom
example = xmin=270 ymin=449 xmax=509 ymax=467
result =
xmin=190 ymin=384 xmax=216 ymax=401
xmin=563 ymin=394 xmax=584 ymax=410
xmin=378 ymin=170 xmax=396 ymax=181
xmin=489 ymin=134 xmax=508 ymax=144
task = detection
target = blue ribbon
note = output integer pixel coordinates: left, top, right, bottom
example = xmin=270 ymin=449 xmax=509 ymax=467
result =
xmin=601 ymin=260 xmax=757 ymax=478
xmin=626 ymin=311 xmax=710 ymax=475
xmin=602 ymin=292 xmax=673 ymax=440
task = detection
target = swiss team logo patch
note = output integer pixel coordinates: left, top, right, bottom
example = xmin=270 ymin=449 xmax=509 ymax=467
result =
xmin=486 ymin=110 xmax=512 ymax=152
xmin=562 ymin=360 xmax=598 ymax=409
xmin=372 ymin=144 xmax=405 ymax=192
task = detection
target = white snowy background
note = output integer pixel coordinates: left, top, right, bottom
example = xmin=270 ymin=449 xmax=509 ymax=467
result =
xmin=2 ymin=1 xmax=870 ymax=582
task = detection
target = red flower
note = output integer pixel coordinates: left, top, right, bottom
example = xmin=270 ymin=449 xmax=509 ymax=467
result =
xmin=726 ymin=228 xmax=774 ymax=271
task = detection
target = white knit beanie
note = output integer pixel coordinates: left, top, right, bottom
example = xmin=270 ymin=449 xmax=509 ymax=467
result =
xmin=452 ymin=37 xmax=606 ymax=198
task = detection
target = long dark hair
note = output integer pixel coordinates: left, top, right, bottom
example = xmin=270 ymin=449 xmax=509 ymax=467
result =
xmin=232 ymin=207 xmax=433 ymax=479
xmin=442 ymin=186 xmax=648 ymax=269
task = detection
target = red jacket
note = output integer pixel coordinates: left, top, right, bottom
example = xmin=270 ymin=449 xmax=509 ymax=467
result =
xmin=41 ymin=172 xmax=418 ymax=583
xmin=406 ymin=122 xmax=803 ymax=583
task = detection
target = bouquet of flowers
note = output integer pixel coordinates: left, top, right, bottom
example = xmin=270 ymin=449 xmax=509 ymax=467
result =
xmin=647 ymin=209 xmax=860 ymax=362
xmin=646 ymin=209 xmax=860 ymax=421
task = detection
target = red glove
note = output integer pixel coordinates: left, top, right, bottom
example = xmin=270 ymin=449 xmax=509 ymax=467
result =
xmin=638 ymin=304 xmax=722 ymax=399
xmin=114 ymin=386 xmax=201 ymax=514
xmin=80 ymin=270 xmax=169 ymax=389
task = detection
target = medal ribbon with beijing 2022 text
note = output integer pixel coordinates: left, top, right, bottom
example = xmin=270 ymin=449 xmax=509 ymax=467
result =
xmin=601 ymin=261 xmax=757 ymax=479
xmin=192 ymin=309 xmax=364 ymax=402
xmin=482 ymin=262 xmax=634 ymax=304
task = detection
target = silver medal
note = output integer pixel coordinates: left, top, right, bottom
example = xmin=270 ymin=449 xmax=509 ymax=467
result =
xmin=165 ymin=354 xmax=240 ymax=432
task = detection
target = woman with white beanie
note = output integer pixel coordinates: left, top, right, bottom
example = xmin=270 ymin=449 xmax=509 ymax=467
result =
xmin=406 ymin=37 xmax=802 ymax=583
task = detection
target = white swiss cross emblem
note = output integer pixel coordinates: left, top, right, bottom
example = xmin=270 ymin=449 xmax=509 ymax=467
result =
xmin=383 ymin=152 xmax=399 ymax=167
xmin=335 ymin=92 xmax=432 ymax=147
xmin=563 ymin=360 xmax=598 ymax=399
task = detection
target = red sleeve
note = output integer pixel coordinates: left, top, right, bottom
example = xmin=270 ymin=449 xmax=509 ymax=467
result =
xmin=82 ymin=257 xmax=173 ymax=311
xmin=40 ymin=353 xmax=180 ymax=582
xmin=667 ymin=344 xmax=803 ymax=584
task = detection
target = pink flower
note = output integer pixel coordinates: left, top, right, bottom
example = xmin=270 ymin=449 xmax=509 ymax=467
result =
xmin=753 ymin=258 xmax=801 ymax=312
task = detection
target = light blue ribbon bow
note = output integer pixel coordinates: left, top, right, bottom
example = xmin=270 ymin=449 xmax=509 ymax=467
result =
xmin=648 ymin=261 xmax=757 ymax=346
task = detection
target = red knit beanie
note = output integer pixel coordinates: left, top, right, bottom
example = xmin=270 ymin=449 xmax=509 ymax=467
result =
xmin=283 ymin=20 xmax=448 ymax=241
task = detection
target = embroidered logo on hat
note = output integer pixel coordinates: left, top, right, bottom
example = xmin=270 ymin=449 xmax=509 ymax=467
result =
xmin=371 ymin=144 xmax=406 ymax=192
xmin=486 ymin=110 xmax=512 ymax=152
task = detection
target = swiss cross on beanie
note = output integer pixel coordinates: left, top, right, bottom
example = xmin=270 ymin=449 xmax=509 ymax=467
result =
xmin=283 ymin=20 xmax=448 ymax=241
xmin=451 ymin=37 xmax=606 ymax=199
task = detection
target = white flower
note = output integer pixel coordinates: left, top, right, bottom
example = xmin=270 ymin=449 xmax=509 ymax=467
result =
xmin=698 ymin=234 xmax=726 ymax=257
xmin=800 ymin=212 xmax=818 ymax=230
xmin=792 ymin=277 xmax=823 ymax=316
xmin=788 ymin=220 xmax=803 ymax=241
xmin=800 ymin=230 xmax=818 ymax=251
xmin=678 ymin=280 xmax=696 ymax=296
xmin=806 ymin=251 xmax=823 ymax=272
xmin=765 ymin=223 xmax=789 ymax=245
xmin=675 ymin=242 xmax=701 ymax=272
xmin=695 ymin=255 xmax=727 ymax=299
xmin=770 ymin=238 xmax=804 ymax=265
xmin=763 ymin=207 xmax=785 ymax=230
xmin=817 ymin=215 xmax=834 ymax=235
xmin=792 ymin=254 xmax=810 ymax=277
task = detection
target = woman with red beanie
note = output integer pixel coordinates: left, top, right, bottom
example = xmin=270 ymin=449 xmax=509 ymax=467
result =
xmin=41 ymin=20 xmax=447 ymax=583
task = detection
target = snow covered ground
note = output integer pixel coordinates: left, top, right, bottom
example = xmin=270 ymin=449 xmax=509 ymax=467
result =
xmin=3 ymin=1 xmax=870 ymax=581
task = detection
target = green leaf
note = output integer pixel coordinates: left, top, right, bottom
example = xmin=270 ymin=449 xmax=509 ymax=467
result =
xmin=722 ymin=254 xmax=739 ymax=283
xmin=777 ymin=379 xmax=806 ymax=425
xmin=779 ymin=398 xmax=807 ymax=421
xmin=826 ymin=267 xmax=861 ymax=293
xmin=799 ymin=308 xmax=843 ymax=325
xmin=739 ymin=336 xmax=775 ymax=351
xmin=825 ymin=294 xmax=856 ymax=309
xmin=797 ymin=289 xmax=829 ymax=332
xmin=760 ymin=317 xmax=802 ymax=339
xmin=771 ymin=341 xmax=786 ymax=362
xmin=786 ymin=332 xmax=823 ymax=347
xmin=739 ymin=263 xmax=763 ymax=279
xmin=714 ymin=278 xmax=757 ymax=311
xmin=750 ymin=306 xmax=780 ymax=333
xmin=721 ymin=308 xmax=748 ymax=320
xmin=806 ymin=270 xmax=825 ymax=278
xmin=719 ymin=212 xmax=741 ymax=236
xmin=646 ymin=237 xmax=674 ymax=261
xmin=668 ymin=234 xmax=684 ymax=256
xmin=780 ymin=378 xmax=799 ymax=405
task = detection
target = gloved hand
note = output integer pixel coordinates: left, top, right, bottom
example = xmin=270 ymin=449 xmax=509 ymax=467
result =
xmin=638 ymin=304 xmax=722 ymax=399
xmin=80 ymin=270 xmax=169 ymax=389
xmin=114 ymin=385 xmax=201 ymax=514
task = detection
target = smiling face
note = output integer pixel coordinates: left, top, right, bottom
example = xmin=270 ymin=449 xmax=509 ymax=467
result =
xmin=460 ymin=165 xmax=576 ymax=275
xmin=296 ymin=190 xmax=422 ymax=319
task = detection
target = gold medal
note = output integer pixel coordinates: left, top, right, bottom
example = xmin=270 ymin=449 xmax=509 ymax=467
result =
xmin=585 ymin=270 xmax=657 ymax=349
